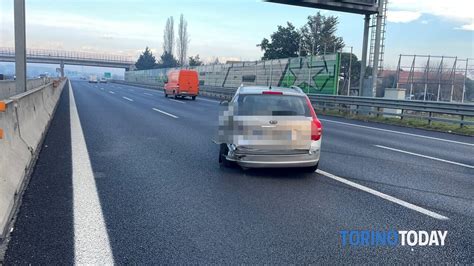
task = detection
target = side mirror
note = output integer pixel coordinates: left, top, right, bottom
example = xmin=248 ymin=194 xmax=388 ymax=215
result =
xmin=220 ymin=100 xmax=229 ymax=106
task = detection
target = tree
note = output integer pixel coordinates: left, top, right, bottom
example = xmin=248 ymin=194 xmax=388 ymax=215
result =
xmin=157 ymin=51 xmax=178 ymax=68
xmin=300 ymin=12 xmax=344 ymax=55
xmin=257 ymin=22 xmax=301 ymax=60
xmin=163 ymin=16 xmax=174 ymax=56
xmin=176 ymin=14 xmax=189 ymax=66
xmin=135 ymin=47 xmax=156 ymax=70
xmin=340 ymin=52 xmax=361 ymax=86
xmin=189 ymin=54 xmax=203 ymax=66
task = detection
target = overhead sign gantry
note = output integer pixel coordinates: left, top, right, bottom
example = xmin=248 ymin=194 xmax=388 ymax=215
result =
xmin=266 ymin=0 xmax=384 ymax=97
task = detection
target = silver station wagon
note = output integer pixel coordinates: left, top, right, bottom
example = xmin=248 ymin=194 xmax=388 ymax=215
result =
xmin=218 ymin=86 xmax=322 ymax=172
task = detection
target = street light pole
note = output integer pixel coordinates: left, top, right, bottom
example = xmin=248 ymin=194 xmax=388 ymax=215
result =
xmin=14 ymin=0 xmax=27 ymax=92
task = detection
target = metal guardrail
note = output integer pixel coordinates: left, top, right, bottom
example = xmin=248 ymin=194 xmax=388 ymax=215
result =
xmin=117 ymin=80 xmax=474 ymax=127
xmin=308 ymin=94 xmax=474 ymax=126
xmin=199 ymin=86 xmax=474 ymax=127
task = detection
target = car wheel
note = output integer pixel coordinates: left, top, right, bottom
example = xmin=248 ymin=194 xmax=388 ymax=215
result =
xmin=174 ymin=92 xmax=178 ymax=99
xmin=192 ymin=96 xmax=196 ymax=100
xmin=164 ymin=90 xmax=168 ymax=97
xmin=219 ymin=144 xmax=233 ymax=167
xmin=302 ymin=163 xmax=318 ymax=173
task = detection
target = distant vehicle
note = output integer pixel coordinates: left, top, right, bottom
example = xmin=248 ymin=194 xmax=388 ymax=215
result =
xmin=217 ymin=86 xmax=322 ymax=172
xmin=99 ymin=77 xmax=108 ymax=83
xmin=164 ymin=69 xmax=199 ymax=100
xmin=39 ymin=73 xmax=48 ymax=79
xmin=88 ymin=75 xmax=98 ymax=83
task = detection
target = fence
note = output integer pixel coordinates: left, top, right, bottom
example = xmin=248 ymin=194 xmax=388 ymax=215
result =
xmin=391 ymin=55 xmax=474 ymax=103
xmin=125 ymin=54 xmax=341 ymax=95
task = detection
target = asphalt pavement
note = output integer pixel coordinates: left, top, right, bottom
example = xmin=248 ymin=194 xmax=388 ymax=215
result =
xmin=4 ymin=80 xmax=473 ymax=264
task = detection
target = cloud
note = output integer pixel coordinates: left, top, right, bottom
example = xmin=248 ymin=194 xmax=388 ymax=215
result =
xmin=458 ymin=23 xmax=474 ymax=31
xmin=387 ymin=11 xmax=421 ymax=23
xmin=1 ymin=9 xmax=160 ymax=42
xmin=389 ymin=0 xmax=474 ymax=29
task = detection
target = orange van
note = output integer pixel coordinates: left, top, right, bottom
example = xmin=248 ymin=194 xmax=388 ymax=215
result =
xmin=164 ymin=69 xmax=199 ymax=100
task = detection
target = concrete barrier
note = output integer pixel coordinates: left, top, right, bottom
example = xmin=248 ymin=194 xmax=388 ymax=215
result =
xmin=0 ymin=78 xmax=52 ymax=101
xmin=0 ymin=78 xmax=66 ymax=239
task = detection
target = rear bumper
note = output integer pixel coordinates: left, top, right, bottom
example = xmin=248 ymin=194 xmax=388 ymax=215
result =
xmin=178 ymin=91 xmax=198 ymax=96
xmin=227 ymin=151 xmax=320 ymax=168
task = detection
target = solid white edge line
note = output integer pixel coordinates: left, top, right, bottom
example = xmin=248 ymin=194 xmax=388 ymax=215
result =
xmin=375 ymin=145 xmax=474 ymax=169
xmin=108 ymin=91 xmax=115 ymax=94
xmin=122 ymin=96 xmax=134 ymax=102
xmin=152 ymin=108 xmax=178 ymax=118
xmin=316 ymin=169 xmax=449 ymax=220
xmin=169 ymin=99 xmax=185 ymax=104
xmin=69 ymin=81 xmax=115 ymax=264
xmin=319 ymin=119 xmax=474 ymax=147
xmin=144 ymin=93 xmax=153 ymax=96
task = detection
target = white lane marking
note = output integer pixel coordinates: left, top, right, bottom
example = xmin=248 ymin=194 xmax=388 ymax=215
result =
xmin=169 ymin=99 xmax=185 ymax=104
xmin=152 ymin=108 xmax=178 ymax=118
xmin=100 ymin=88 xmax=104 ymax=91
xmin=319 ymin=119 xmax=474 ymax=147
xmin=316 ymin=169 xmax=449 ymax=220
xmin=69 ymin=81 xmax=114 ymax=264
xmin=144 ymin=93 xmax=153 ymax=96
xmin=375 ymin=145 xmax=474 ymax=169
xmin=122 ymin=96 xmax=134 ymax=102
xmin=108 ymin=91 xmax=115 ymax=94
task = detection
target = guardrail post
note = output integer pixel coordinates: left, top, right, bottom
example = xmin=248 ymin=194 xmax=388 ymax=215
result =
xmin=428 ymin=112 xmax=432 ymax=126
xmin=460 ymin=115 xmax=464 ymax=128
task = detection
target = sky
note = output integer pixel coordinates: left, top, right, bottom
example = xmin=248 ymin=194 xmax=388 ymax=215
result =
xmin=0 ymin=0 xmax=473 ymax=71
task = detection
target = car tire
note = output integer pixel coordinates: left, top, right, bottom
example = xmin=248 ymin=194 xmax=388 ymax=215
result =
xmin=219 ymin=144 xmax=233 ymax=167
xmin=164 ymin=90 xmax=168 ymax=97
xmin=174 ymin=92 xmax=178 ymax=99
xmin=192 ymin=96 xmax=196 ymax=100
xmin=302 ymin=163 xmax=318 ymax=173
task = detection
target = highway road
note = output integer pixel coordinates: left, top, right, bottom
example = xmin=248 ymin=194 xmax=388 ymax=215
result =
xmin=4 ymin=80 xmax=473 ymax=264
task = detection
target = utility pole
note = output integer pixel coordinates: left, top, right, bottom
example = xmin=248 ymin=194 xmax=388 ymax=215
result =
xmin=14 ymin=0 xmax=27 ymax=92
xmin=347 ymin=46 xmax=353 ymax=96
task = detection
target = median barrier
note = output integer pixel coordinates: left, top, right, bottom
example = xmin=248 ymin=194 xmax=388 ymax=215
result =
xmin=0 ymin=78 xmax=51 ymax=101
xmin=0 ymin=78 xmax=66 ymax=239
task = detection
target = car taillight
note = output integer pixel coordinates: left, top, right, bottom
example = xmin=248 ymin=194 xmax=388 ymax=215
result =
xmin=306 ymin=97 xmax=322 ymax=141
xmin=262 ymin=91 xmax=283 ymax=95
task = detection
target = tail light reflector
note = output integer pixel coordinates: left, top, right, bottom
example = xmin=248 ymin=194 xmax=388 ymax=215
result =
xmin=306 ymin=97 xmax=322 ymax=141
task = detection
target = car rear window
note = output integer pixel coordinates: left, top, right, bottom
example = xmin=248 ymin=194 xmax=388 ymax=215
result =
xmin=235 ymin=94 xmax=310 ymax=116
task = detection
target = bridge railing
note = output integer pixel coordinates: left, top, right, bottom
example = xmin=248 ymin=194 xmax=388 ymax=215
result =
xmin=0 ymin=47 xmax=134 ymax=64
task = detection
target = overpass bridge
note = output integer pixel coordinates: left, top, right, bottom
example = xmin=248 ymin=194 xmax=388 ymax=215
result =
xmin=0 ymin=47 xmax=135 ymax=76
